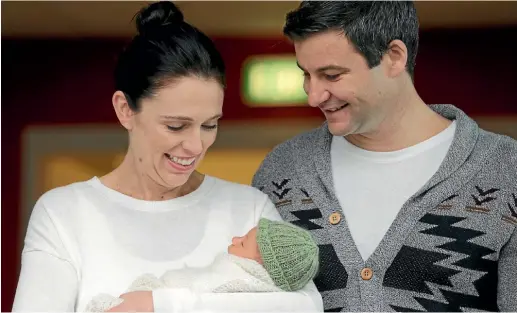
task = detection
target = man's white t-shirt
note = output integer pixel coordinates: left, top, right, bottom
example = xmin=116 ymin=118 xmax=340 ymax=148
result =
xmin=331 ymin=121 xmax=456 ymax=261
xmin=12 ymin=176 xmax=323 ymax=312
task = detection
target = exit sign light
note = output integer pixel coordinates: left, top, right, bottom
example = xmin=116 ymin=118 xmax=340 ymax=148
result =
xmin=241 ymin=55 xmax=308 ymax=107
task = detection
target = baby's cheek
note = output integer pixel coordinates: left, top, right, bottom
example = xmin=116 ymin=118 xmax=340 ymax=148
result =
xmin=228 ymin=245 xmax=239 ymax=256
xmin=254 ymin=251 xmax=264 ymax=264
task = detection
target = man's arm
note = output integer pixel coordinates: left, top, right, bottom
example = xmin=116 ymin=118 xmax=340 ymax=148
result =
xmin=251 ymin=149 xmax=276 ymax=194
xmin=498 ymin=227 xmax=517 ymax=311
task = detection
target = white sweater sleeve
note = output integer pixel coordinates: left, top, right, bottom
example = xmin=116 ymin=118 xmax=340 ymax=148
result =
xmin=152 ymin=192 xmax=324 ymax=312
xmin=12 ymin=197 xmax=78 ymax=312
xmin=153 ymin=282 xmax=323 ymax=312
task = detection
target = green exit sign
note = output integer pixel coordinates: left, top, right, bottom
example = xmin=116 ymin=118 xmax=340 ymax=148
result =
xmin=241 ymin=55 xmax=308 ymax=107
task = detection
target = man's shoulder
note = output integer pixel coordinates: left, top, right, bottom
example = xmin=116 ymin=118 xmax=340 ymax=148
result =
xmin=252 ymin=125 xmax=323 ymax=183
xmin=474 ymin=131 xmax=517 ymax=212
xmin=494 ymin=133 xmax=517 ymax=183
xmin=263 ymin=125 xmax=324 ymax=165
xmin=481 ymin=129 xmax=517 ymax=167
xmin=497 ymin=133 xmax=517 ymax=155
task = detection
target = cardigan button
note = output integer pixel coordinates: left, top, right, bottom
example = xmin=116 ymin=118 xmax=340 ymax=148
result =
xmin=329 ymin=212 xmax=341 ymax=225
xmin=361 ymin=267 xmax=373 ymax=280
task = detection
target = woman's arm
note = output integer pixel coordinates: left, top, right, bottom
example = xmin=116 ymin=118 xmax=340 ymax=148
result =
xmin=152 ymin=281 xmax=323 ymax=312
xmin=110 ymin=281 xmax=323 ymax=313
xmin=12 ymin=198 xmax=78 ymax=312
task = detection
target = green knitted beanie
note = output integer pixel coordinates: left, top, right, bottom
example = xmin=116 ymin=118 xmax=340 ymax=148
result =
xmin=256 ymin=218 xmax=319 ymax=291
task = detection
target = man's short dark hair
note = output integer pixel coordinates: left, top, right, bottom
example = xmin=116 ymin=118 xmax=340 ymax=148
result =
xmin=284 ymin=1 xmax=419 ymax=80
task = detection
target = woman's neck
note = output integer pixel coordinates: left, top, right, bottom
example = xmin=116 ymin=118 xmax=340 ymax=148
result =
xmin=100 ymin=153 xmax=203 ymax=201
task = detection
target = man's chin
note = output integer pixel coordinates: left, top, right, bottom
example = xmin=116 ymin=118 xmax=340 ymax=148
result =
xmin=328 ymin=123 xmax=352 ymax=137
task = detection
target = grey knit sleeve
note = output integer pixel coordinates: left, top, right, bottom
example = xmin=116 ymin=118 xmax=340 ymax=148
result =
xmin=498 ymin=227 xmax=517 ymax=311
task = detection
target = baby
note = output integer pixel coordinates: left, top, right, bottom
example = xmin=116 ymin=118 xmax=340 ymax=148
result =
xmin=85 ymin=218 xmax=319 ymax=312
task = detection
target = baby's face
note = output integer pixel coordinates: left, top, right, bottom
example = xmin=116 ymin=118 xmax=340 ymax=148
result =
xmin=227 ymin=227 xmax=262 ymax=263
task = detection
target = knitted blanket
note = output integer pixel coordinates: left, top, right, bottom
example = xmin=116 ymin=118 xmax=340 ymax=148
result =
xmin=85 ymin=253 xmax=281 ymax=312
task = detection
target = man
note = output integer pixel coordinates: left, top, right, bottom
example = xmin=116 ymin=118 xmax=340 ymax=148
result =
xmin=252 ymin=1 xmax=517 ymax=312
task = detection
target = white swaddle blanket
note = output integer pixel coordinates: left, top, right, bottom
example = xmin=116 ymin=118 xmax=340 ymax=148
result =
xmin=85 ymin=253 xmax=282 ymax=312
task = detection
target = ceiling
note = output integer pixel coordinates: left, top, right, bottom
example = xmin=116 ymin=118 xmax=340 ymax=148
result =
xmin=2 ymin=1 xmax=517 ymax=38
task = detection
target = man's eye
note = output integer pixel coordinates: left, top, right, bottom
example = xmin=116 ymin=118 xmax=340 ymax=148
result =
xmin=325 ymin=74 xmax=340 ymax=81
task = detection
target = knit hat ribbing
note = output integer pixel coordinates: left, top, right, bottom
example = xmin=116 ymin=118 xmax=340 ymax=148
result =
xmin=256 ymin=218 xmax=319 ymax=291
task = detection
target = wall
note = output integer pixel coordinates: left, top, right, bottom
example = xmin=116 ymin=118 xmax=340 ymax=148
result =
xmin=2 ymin=27 xmax=517 ymax=310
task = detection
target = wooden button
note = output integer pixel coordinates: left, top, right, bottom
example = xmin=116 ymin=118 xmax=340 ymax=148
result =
xmin=329 ymin=212 xmax=341 ymax=225
xmin=361 ymin=267 xmax=373 ymax=280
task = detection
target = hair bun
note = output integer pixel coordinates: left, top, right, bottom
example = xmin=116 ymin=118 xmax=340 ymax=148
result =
xmin=136 ymin=1 xmax=184 ymax=36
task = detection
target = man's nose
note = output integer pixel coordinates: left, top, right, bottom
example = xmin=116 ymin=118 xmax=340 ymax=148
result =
xmin=306 ymin=79 xmax=331 ymax=108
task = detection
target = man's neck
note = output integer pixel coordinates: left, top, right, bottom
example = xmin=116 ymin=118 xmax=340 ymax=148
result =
xmin=346 ymin=94 xmax=451 ymax=152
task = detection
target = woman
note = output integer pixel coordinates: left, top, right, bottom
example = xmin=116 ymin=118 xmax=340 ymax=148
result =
xmin=12 ymin=2 xmax=323 ymax=312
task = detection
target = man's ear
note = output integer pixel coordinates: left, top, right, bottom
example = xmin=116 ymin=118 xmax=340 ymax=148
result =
xmin=112 ymin=91 xmax=135 ymax=131
xmin=383 ymin=39 xmax=408 ymax=78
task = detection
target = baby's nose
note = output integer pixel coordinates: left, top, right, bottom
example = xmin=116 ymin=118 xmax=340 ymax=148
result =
xmin=232 ymin=236 xmax=243 ymax=245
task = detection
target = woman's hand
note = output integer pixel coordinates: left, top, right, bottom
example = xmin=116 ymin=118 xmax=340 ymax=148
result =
xmin=106 ymin=291 xmax=154 ymax=312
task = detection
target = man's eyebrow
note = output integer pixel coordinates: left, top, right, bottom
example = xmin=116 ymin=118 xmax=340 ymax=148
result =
xmin=316 ymin=65 xmax=350 ymax=73
xmin=297 ymin=62 xmax=350 ymax=74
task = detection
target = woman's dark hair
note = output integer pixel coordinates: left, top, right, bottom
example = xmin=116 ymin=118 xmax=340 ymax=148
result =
xmin=114 ymin=1 xmax=226 ymax=111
